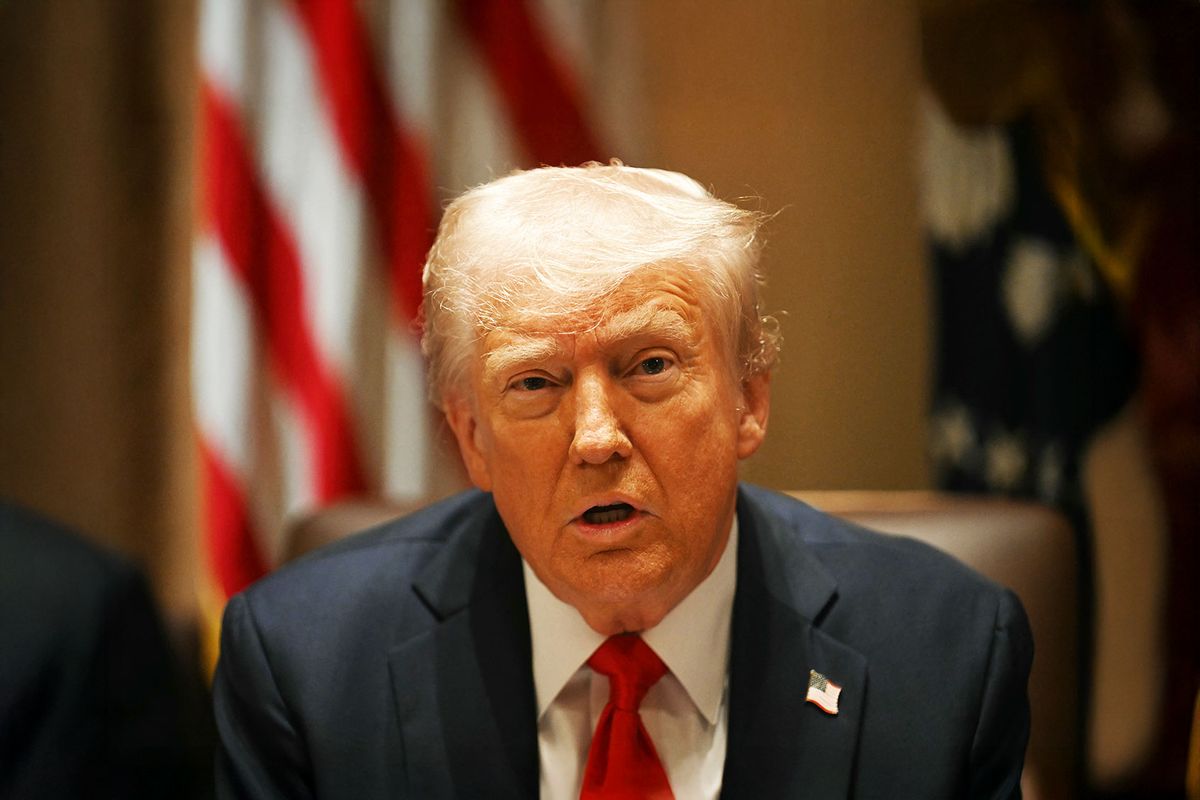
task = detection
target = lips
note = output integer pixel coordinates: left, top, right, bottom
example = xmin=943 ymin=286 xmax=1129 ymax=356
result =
xmin=582 ymin=503 xmax=635 ymax=525
xmin=570 ymin=495 xmax=646 ymax=530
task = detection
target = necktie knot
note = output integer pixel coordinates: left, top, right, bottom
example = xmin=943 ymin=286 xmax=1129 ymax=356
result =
xmin=581 ymin=634 xmax=674 ymax=799
xmin=587 ymin=634 xmax=667 ymax=712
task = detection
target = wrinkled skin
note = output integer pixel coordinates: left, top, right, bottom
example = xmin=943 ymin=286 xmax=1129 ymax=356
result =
xmin=446 ymin=269 xmax=770 ymax=635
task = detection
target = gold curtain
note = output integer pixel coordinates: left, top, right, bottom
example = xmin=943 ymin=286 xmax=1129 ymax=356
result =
xmin=0 ymin=1 xmax=200 ymax=624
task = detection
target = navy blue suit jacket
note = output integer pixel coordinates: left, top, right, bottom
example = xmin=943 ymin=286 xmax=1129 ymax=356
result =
xmin=214 ymin=485 xmax=1032 ymax=798
xmin=0 ymin=502 xmax=195 ymax=799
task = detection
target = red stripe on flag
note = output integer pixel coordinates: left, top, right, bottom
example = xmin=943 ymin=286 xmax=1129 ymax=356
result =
xmin=199 ymin=80 xmax=367 ymax=500
xmin=200 ymin=441 xmax=268 ymax=596
xmin=455 ymin=0 xmax=603 ymax=167
xmin=289 ymin=0 xmax=432 ymax=324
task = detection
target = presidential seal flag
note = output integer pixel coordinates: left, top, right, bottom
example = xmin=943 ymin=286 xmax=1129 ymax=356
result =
xmin=807 ymin=669 xmax=842 ymax=715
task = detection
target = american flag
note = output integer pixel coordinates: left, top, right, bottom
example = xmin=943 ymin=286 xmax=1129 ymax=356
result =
xmin=192 ymin=0 xmax=613 ymax=659
xmin=806 ymin=669 xmax=842 ymax=715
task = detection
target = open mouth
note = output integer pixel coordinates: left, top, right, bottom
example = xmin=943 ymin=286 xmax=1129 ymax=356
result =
xmin=581 ymin=503 xmax=635 ymax=525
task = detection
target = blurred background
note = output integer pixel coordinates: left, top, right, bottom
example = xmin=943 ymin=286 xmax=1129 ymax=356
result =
xmin=0 ymin=0 xmax=1195 ymax=797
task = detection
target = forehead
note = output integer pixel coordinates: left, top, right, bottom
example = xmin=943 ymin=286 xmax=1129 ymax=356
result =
xmin=480 ymin=284 xmax=702 ymax=360
xmin=488 ymin=297 xmax=694 ymax=351
xmin=491 ymin=268 xmax=718 ymax=365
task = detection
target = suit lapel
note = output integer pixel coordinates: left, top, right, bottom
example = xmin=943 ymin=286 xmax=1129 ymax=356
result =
xmin=388 ymin=502 xmax=538 ymax=799
xmin=385 ymin=488 xmax=870 ymax=798
xmin=721 ymin=489 xmax=867 ymax=799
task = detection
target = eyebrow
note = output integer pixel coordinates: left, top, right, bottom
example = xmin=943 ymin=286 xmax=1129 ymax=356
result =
xmin=482 ymin=336 xmax=562 ymax=380
xmin=481 ymin=305 xmax=697 ymax=380
xmin=593 ymin=305 xmax=695 ymax=349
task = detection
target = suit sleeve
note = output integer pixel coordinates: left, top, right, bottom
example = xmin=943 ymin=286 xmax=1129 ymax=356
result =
xmin=214 ymin=593 xmax=313 ymax=800
xmin=967 ymin=587 xmax=1035 ymax=799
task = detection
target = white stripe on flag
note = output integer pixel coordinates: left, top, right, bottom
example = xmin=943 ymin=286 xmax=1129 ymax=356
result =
xmin=383 ymin=331 xmax=429 ymax=500
xmin=533 ymin=0 xmax=594 ymax=87
xmin=382 ymin=0 xmax=438 ymax=140
xmin=270 ymin=389 xmax=316 ymax=538
xmin=199 ymin=0 xmax=248 ymax=104
xmin=438 ymin=26 xmax=520 ymax=194
xmin=259 ymin=0 xmax=368 ymax=374
xmin=192 ymin=234 xmax=256 ymax=478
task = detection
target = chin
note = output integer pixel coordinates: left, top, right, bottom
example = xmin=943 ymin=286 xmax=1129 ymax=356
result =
xmin=565 ymin=572 xmax=682 ymax=633
xmin=579 ymin=600 xmax=672 ymax=637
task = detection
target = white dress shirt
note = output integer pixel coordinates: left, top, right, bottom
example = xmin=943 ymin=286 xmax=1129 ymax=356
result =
xmin=523 ymin=520 xmax=737 ymax=800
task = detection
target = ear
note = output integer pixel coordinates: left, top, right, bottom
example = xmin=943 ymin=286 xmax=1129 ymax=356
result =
xmin=443 ymin=394 xmax=494 ymax=492
xmin=735 ymin=372 xmax=771 ymax=460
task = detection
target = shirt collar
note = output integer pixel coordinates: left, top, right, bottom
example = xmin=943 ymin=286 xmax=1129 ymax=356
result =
xmin=524 ymin=517 xmax=738 ymax=726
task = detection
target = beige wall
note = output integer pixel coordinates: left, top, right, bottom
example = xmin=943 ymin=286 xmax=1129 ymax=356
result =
xmin=636 ymin=0 xmax=931 ymax=491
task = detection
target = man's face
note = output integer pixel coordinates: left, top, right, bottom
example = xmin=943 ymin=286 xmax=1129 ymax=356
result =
xmin=445 ymin=267 xmax=770 ymax=635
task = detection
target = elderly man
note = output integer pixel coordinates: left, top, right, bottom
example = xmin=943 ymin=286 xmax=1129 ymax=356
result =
xmin=214 ymin=164 xmax=1032 ymax=798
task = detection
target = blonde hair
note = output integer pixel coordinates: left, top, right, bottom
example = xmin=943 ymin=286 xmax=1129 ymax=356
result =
xmin=420 ymin=162 xmax=779 ymax=407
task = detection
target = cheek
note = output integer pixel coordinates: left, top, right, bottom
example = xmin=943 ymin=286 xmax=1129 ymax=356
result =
xmin=486 ymin=420 xmax=573 ymax=516
xmin=491 ymin=419 xmax=566 ymax=469
xmin=647 ymin=392 xmax=741 ymax=493
xmin=675 ymin=385 xmax=741 ymax=450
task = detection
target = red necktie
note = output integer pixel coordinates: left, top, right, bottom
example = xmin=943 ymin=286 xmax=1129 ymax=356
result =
xmin=580 ymin=635 xmax=675 ymax=800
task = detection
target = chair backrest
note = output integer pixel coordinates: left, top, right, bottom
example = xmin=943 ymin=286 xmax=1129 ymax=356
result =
xmin=280 ymin=497 xmax=422 ymax=564
xmin=282 ymin=489 xmax=1079 ymax=798
xmin=793 ymin=490 xmax=1079 ymax=800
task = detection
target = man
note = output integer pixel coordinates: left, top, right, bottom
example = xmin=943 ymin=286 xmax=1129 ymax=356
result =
xmin=214 ymin=163 xmax=1032 ymax=798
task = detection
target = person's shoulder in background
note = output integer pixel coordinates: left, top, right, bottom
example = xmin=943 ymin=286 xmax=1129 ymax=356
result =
xmin=0 ymin=501 xmax=197 ymax=800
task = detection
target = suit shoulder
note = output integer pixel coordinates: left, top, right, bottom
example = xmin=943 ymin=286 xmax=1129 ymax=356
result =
xmin=0 ymin=502 xmax=144 ymax=615
xmin=738 ymin=484 xmax=1031 ymax=678
xmin=738 ymin=483 xmax=1011 ymax=600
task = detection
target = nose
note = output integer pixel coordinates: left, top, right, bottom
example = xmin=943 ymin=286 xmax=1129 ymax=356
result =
xmin=569 ymin=372 xmax=632 ymax=465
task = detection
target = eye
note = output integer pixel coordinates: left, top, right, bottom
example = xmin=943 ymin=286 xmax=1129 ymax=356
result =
xmin=504 ymin=368 xmax=565 ymax=394
xmin=499 ymin=371 xmax=563 ymax=419
xmin=639 ymin=357 xmax=667 ymax=375
xmin=513 ymin=375 xmax=552 ymax=391
xmin=625 ymin=352 xmax=676 ymax=380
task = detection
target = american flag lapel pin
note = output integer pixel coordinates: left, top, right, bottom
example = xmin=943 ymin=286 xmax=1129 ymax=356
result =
xmin=806 ymin=669 xmax=842 ymax=715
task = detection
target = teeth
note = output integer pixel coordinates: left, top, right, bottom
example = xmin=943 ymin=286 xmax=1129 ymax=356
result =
xmin=583 ymin=504 xmax=633 ymax=524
